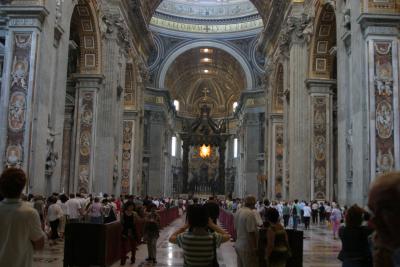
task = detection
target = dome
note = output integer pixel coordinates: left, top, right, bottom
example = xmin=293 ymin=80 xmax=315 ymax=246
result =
xmin=151 ymin=0 xmax=263 ymax=34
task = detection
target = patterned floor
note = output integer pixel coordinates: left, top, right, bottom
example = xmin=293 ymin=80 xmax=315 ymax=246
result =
xmin=33 ymin=216 xmax=341 ymax=267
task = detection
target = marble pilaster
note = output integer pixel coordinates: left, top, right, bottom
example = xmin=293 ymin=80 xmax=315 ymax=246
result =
xmin=306 ymin=79 xmax=336 ymax=201
xmin=72 ymin=74 xmax=103 ymax=194
xmin=268 ymin=114 xmax=284 ymax=200
xmin=0 ymin=6 xmax=49 ymax=193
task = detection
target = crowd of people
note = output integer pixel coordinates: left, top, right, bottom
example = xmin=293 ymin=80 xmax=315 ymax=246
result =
xmin=0 ymin=167 xmax=400 ymax=267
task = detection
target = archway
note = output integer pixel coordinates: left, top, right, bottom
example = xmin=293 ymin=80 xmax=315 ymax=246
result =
xmin=307 ymin=2 xmax=337 ymax=201
xmin=158 ymin=40 xmax=255 ymax=90
xmin=60 ymin=0 xmax=102 ymax=194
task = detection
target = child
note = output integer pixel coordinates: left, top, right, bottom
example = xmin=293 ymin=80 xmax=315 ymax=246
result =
xmin=144 ymin=204 xmax=160 ymax=263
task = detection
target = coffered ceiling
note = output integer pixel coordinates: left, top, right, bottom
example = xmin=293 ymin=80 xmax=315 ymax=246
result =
xmin=165 ymin=47 xmax=246 ymax=117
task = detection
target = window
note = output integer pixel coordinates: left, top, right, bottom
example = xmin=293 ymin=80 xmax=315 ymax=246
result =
xmin=171 ymin=136 xmax=177 ymax=157
xmin=173 ymin=100 xmax=179 ymax=111
xmin=233 ymin=102 xmax=238 ymax=112
xmin=233 ymin=138 xmax=238 ymax=158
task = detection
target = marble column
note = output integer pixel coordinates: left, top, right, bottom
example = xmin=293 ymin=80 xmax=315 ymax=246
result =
xmin=285 ymin=15 xmax=312 ymax=201
xmin=0 ymin=6 xmax=49 ymax=193
xmin=306 ymin=79 xmax=336 ymax=201
xmin=93 ymin=21 xmax=124 ymax=194
xmin=72 ymin=74 xmax=103 ymax=194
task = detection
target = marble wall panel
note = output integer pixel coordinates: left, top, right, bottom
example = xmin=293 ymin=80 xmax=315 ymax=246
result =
xmin=5 ymin=33 xmax=32 ymax=168
xmin=272 ymin=123 xmax=284 ymax=199
xmin=121 ymin=120 xmax=134 ymax=195
xmin=368 ymin=40 xmax=399 ymax=175
xmin=312 ymin=96 xmax=328 ymax=200
xmin=77 ymin=91 xmax=95 ymax=193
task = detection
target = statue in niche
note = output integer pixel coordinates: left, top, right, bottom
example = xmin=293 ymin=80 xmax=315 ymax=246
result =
xmin=45 ymin=130 xmax=59 ymax=177
xmin=113 ymin=156 xmax=119 ymax=185
xmin=346 ymin=126 xmax=353 ymax=179
xmin=342 ymin=0 xmax=351 ymax=31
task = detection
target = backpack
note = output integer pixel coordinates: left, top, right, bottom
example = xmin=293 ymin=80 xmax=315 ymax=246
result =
xmin=292 ymin=205 xmax=297 ymax=216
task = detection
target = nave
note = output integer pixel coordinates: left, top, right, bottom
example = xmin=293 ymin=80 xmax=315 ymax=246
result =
xmin=33 ymin=215 xmax=341 ymax=267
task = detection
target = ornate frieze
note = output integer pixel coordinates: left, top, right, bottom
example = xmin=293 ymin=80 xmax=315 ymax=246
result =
xmin=273 ymin=123 xmax=284 ymax=199
xmin=279 ymin=13 xmax=314 ymax=52
xmin=312 ymin=96 xmax=328 ymax=199
xmin=121 ymin=120 xmax=134 ymax=195
xmin=77 ymin=91 xmax=96 ymax=193
xmin=368 ymin=40 xmax=399 ymax=175
xmin=5 ymin=33 xmax=33 ymax=168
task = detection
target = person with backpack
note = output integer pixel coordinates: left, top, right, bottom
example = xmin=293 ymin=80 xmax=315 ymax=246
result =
xmin=319 ymin=202 xmax=326 ymax=224
xmin=292 ymin=200 xmax=300 ymax=230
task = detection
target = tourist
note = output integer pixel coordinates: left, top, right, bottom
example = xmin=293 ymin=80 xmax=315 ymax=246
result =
xmin=169 ymin=204 xmax=230 ymax=267
xmin=120 ymin=201 xmax=139 ymax=265
xmin=0 ymin=168 xmax=45 ymax=267
xmin=338 ymin=205 xmax=373 ymax=267
xmin=65 ymin=193 xmax=83 ymax=223
xmin=282 ymin=202 xmax=291 ymax=228
xmin=204 ymin=196 xmax=220 ymax=224
xmin=144 ymin=203 xmax=160 ymax=263
xmin=330 ymin=203 xmax=342 ymax=239
xmin=33 ymin=195 xmax=45 ymax=230
xmin=265 ymin=208 xmax=291 ymax=267
xmin=303 ymin=202 xmax=312 ymax=230
xmin=47 ymin=196 xmax=63 ymax=246
xmin=311 ymin=201 xmax=319 ymax=224
xmin=87 ymin=197 xmax=102 ymax=224
xmin=319 ymin=202 xmax=326 ymax=224
xmin=234 ymin=195 xmax=259 ymax=267
xmin=368 ymin=172 xmax=400 ymax=267
xmin=102 ymin=198 xmax=117 ymax=224
xmin=292 ymin=200 xmax=301 ymax=230
xmin=58 ymin=194 xmax=68 ymax=238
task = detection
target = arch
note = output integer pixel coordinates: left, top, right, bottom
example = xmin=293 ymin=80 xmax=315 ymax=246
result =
xmin=158 ymin=40 xmax=254 ymax=90
xmin=308 ymin=2 xmax=337 ymax=79
xmin=68 ymin=0 xmax=102 ymax=75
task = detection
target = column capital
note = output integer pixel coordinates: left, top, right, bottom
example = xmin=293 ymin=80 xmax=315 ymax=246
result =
xmin=0 ymin=5 xmax=49 ymax=31
xmin=357 ymin=13 xmax=400 ymax=37
xmin=71 ymin=74 xmax=104 ymax=91
xmin=306 ymin=79 xmax=336 ymax=95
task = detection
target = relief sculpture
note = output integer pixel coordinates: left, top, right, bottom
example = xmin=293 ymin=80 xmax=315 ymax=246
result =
xmin=373 ymin=41 xmax=395 ymax=174
xmin=8 ymin=92 xmax=26 ymax=131
xmin=121 ymin=121 xmax=134 ymax=195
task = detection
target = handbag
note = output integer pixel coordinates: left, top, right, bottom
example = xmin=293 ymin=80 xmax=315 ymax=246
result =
xmin=212 ymin=234 xmax=219 ymax=267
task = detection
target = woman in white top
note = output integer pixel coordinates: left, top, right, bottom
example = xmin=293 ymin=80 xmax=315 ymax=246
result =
xmin=47 ymin=196 xmax=63 ymax=245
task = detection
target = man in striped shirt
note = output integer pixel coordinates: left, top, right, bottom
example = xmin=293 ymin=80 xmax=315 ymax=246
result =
xmin=169 ymin=204 xmax=230 ymax=267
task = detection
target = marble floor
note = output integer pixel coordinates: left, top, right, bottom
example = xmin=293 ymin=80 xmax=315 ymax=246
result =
xmin=33 ymin=216 xmax=341 ymax=267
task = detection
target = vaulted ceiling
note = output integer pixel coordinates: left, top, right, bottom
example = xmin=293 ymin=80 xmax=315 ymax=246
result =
xmin=165 ymin=48 xmax=246 ymax=117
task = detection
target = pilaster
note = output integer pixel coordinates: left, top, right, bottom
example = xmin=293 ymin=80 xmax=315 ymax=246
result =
xmin=306 ymin=79 xmax=336 ymax=201
xmin=72 ymin=74 xmax=103 ymax=194
xmin=0 ymin=5 xmax=49 ymax=193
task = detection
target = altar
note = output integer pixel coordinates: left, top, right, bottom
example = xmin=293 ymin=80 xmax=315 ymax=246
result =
xmin=180 ymin=105 xmax=230 ymax=195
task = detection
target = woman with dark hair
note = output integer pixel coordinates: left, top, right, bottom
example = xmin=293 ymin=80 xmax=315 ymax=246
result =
xmin=338 ymin=205 xmax=373 ymax=267
xmin=169 ymin=204 xmax=230 ymax=267
xmin=120 ymin=201 xmax=138 ymax=265
xmin=265 ymin=208 xmax=291 ymax=267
